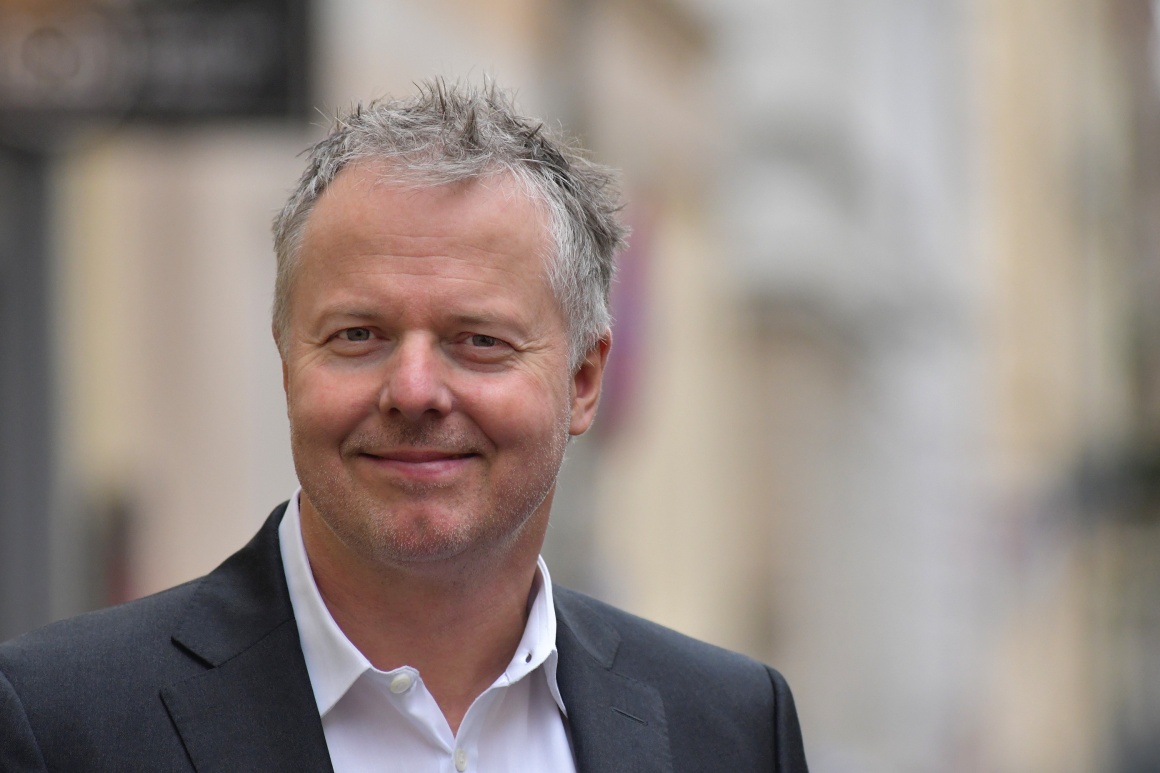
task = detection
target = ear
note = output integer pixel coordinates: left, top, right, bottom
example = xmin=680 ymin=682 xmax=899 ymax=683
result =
xmin=569 ymin=330 xmax=612 ymax=436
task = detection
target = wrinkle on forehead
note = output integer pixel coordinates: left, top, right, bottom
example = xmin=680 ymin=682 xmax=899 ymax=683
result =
xmin=326 ymin=160 xmax=559 ymax=287
xmin=305 ymin=166 xmax=549 ymax=261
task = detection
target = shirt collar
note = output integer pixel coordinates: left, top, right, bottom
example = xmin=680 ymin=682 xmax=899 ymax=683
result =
xmin=278 ymin=489 xmax=566 ymax=717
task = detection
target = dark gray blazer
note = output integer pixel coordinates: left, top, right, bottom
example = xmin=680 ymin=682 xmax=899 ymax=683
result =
xmin=0 ymin=504 xmax=807 ymax=772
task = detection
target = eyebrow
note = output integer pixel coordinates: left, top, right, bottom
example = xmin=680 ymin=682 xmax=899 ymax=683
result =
xmin=321 ymin=307 xmax=382 ymax=320
xmin=447 ymin=312 xmax=515 ymax=327
xmin=318 ymin=307 xmax=527 ymax=331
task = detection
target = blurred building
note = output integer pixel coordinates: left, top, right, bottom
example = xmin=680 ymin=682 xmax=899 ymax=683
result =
xmin=1 ymin=0 xmax=1159 ymax=771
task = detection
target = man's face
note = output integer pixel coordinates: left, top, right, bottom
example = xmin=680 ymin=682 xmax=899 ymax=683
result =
xmin=281 ymin=162 xmax=607 ymax=569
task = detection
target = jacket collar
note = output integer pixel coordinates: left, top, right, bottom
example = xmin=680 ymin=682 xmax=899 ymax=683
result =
xmin=554 ymin=588 xmax=673 ymax=773
xmin=162 ymin=503 xmax=335 ymax=772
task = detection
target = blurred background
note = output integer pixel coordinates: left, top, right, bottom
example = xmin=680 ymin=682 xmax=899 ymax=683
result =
xmin=2 ymin=0 xmax=1159 ymax=770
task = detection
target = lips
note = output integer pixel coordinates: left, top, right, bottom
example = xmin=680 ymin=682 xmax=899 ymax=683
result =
xmin=354 ymin=448 xmax=479 ymax=482
xmin=362 ymin=449 xmax=477 ymax=463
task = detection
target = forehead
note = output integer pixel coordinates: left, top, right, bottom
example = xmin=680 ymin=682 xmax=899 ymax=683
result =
xmin=301 ymin=161 xmax=551 ymax=264
xmin=288 ymin=162 xmax=562 ymax=326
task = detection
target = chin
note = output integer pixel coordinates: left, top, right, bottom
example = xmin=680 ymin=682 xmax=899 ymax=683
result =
xmin=337 ymin=500 xmax=516 ymax=568
xmin=366 ymin=520 xmax=479 ymax=565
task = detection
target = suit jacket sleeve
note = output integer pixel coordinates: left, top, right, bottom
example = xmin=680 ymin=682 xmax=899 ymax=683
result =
xmin=768 ymin=666 xmax=808 ymax=771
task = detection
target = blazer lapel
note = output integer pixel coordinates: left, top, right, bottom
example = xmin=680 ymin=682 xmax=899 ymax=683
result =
xmin=555 ymin=589 xmax=673 ymax=773
xmin=160 ymin=505 xmax=334 ymax=772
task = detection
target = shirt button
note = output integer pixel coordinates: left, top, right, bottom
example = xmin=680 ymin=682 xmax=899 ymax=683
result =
xmin=454 ymin=748 xmax=468 ymax=771
xmin=388 ymin=673 xmax=413 ymax=694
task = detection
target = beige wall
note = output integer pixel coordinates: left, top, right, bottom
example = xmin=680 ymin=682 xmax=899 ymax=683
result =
xmin=58 ymin=128 xmax=307 ymax=595
xmin=976 ymin=0 xmax=1140 ymax=769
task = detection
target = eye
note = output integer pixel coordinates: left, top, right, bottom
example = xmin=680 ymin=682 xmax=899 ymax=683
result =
xmin=469 ymin=334 xmax=499 ymax=347
xmin=338 ymin=327 xmax=372 ymax=342
xmin=454 ymin=332 xmax=512 ymax=365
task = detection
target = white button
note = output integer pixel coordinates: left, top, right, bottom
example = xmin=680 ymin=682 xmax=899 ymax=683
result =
xmin=389 ymin=673 xmax=413 ymax=694
xmin=454 ymin=748 xmax=468 ymax=771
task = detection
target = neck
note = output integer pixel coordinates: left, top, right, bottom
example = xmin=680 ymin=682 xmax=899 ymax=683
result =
xmin=299 ymin=502 xmax=549 ymax=734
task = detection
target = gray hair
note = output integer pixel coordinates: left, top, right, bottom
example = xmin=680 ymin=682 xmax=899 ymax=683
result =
xmin=271 ymin=79 xmax=628 ymax=367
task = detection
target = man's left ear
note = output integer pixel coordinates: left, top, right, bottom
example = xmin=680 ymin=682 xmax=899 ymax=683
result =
xmin=570 ymin=331 xmax=612 ymax=436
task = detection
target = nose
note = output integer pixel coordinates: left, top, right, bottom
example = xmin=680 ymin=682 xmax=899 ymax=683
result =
xmin=378 ymin=334 xmax=453 ymax=420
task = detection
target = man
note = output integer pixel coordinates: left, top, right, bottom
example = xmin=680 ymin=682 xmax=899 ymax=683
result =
xmin=0 ymin=80 xmax=807 ymax=772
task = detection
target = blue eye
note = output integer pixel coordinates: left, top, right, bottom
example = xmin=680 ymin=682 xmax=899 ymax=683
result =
xmin=340 ymin=328 xmax=372 ymax=342
xmin=470 ymin=334 xmax=499 ymax=347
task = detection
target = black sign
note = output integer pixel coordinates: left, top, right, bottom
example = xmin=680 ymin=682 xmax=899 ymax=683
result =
xmin=0 ymin=0 xmax=311 ymax=144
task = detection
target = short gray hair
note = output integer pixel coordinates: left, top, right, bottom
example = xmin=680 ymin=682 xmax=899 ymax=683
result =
xmin=271 ymin=79 xmax=628 ymax=367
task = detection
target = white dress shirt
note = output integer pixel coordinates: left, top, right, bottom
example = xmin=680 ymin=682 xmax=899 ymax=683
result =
xmin=279 ymin=490 xmax=577 ymax=772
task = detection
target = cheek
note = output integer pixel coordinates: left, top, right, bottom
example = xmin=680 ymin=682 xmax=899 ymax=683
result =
xmin=462 ymin=373 xmax=572 ymax=445
xmin=288 ymin=369 xmax=377 ymax=440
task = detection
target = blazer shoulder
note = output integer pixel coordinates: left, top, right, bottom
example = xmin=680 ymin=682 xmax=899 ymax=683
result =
xmin=0 ymin=500 xmax=293 ymax=677
xmin=554 ymin=586 xmax=809 ymax=771
xmin=0 ymin=577 xmax=203 ymax=666
xmin=0 ymin=504 xmax=303 ymax=772
xmin=0 ymin=578 xmax=214 ymax=771
xmin=0 ymin=576 xmax=209 ymax=711
xmin=554 ymin=585 xmax=778 ymax=682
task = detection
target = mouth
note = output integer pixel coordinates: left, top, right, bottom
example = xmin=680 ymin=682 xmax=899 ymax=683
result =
xmin=354 ymin=449 xmax=479 ymax=480
xmin=361 ymin=450 xmax=478 ymax=463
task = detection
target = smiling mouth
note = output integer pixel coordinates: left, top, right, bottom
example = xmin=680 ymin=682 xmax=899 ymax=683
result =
xmin=355 ymin=451 xmax=478 ymax=484
xmin=360 ymin=451 xmax=478 ymax=463
xmin=354 ymin=450 xmax=481 ymax=480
